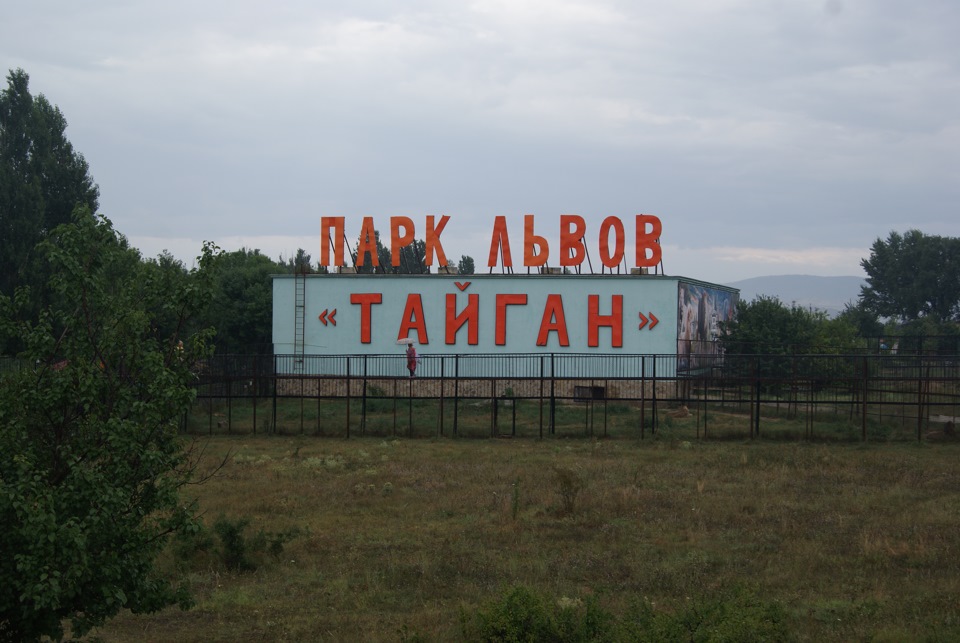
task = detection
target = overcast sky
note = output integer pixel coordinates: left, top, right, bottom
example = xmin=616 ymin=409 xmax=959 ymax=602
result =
xmin=3 ymin=0 xmax=958 ymax=282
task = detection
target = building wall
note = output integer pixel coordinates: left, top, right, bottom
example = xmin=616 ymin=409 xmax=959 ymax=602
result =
xmin=278 ymin=274 xmax=731 ymax=353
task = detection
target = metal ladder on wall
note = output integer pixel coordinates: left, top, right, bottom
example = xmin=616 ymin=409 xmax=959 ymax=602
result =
xmin=293 ymin=271 xmax=306 ymax=373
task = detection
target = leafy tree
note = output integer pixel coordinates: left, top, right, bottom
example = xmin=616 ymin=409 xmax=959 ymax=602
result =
xmin=0 ymin=68 xmax=99 ymax=305
xmin=281 ymin=248 xmax=326 ymax=275
xmin=811 ymin=315 xmax=866 ymax=354
xmin=202 ymin=248 xmax=284 ymax=354
xmin=353 ymin=230 xmax=391 ymax=274
xmin=719 ymin=296 xmax=829 ymax=388
xmin=457 ymin=254 xmax=475 ymax=275
xmin=396 ymin=238 xmax=428 ymax=274
xmin=353 ymin=231 xmax=428 ymax=274
xmin=836 ymin=300 xmax=884 ymax=339
xmin=895 ymin=316 xmax=960 ymax=355
xmin=719 ymin=296 xmax=821 ymax=355
xmin=719 ymin=296 xmax=870 ymax=390
xmin=0 ymin=211 xmax=217 ymax=641
xmin=142 ymin=251 xmax=192 ymax=339
xmin=860 ymin=230 xmax=960 ymax=322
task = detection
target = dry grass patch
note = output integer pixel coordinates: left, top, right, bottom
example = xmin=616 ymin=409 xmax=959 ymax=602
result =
xmin=92 ymin=437 xmax=960 ymax=642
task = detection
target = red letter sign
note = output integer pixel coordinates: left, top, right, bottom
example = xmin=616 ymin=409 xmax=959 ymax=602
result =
xmin=446 ymin=293 xmax=479 ymax=345
xmin=320 ymin=216 xmax=345 ymax=267
xmin=537 ymin=295 xmax=570 ymax=346
xmin=398 ymin=294 xmax=428 ymax=344
xmin=599 ymin=216 xmax=625 ymax=268
xmin=495 ymin=294 xmax=527 ymax=345
xmin=487 ymin=216 xmax=513 ymax=268
xmin=559 ymin=215 xmax=586 ymax=267
xmin=588 ymin=295 xmax=623 ymax=348
xmin=635 ymin=214 xmax=662 ymax=268
xmin=425 ymin=215 xmax=450 ymax=267
xmin=391 ymin=216 xmax=416 ymax=267
xmin=523 ymin=214 xmax=549 ymax=267
xmin=350 ymin=293 xmax=383 ymax=343
xmin=356 ymin=217 xmax=379 ymax=268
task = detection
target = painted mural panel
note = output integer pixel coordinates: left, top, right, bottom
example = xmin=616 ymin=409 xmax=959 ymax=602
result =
xmin=676 ymin=281 xmax=738 ymax=371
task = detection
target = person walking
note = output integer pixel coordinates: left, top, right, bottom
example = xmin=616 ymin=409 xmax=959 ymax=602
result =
xmin=405 ymin=340 xmax=418 ymax=378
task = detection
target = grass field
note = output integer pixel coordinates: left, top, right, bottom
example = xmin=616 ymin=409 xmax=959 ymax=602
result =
xmin=93 ymin=420 xmax=960 ymax=641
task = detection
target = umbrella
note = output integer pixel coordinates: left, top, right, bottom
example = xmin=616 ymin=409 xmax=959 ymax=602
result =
xmin=396 ymin=337 xmax=414 ymax=345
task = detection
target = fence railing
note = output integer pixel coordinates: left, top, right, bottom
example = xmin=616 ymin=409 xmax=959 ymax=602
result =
xmin=188 ymin=352 xmax=960 ymax=441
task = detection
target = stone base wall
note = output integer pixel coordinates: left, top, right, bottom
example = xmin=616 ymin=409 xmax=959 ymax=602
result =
xmin=275 ymin=376 xmax=684 ymax=401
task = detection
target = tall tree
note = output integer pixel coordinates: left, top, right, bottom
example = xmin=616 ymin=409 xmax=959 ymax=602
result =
xmin=202 ymin=248 xmax=284 ymax=354
xmin=353 ymin=232 xmax=428 ymax=274
xmin=396 ymin=238 xmax=428 ymax=274
xmin=282 ymin=248 xmax=327 ymax=275
xmin=719 ymin=295 xmax=822 ymax=355
xmin=859 ymin=230 xmax=960 ymax=322
xmin=0 ymin=69 xmax=99 ymax=303
xmin=354 ymin=230 xmax=391 ymax=273
xmin=457 ymin=254 xmax=475 ymax=275
xmin=836 ymin=301 xmax=884 ymax=339
xmin=0 ymin=212 xmax=217 ymax=641
xmin=718 ymin=296 xmax=842 ymax=389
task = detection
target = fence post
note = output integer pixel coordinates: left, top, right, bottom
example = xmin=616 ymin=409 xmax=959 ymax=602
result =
xmin=652 ymin=356 xmax=658 ymax=434
xmin=861 ymin=355 xmax=868 ymax=441
xmin=454 ymin=354 xmax=460 ymax=437
xmin=539 ymin=355 xmax=544 ymax=439
xmin=491 ymin=378 xmax=497 ymax=438
xmin=345 ymin=357 xmax=351 ymax=439
xmin=917 ymin=357 xmax=925 ymax=442
xmin=439 ymin=357 xmax=445 ymax=437
xmin=752 ymin=356 xmax=760 ymax=439
xmin=363 ymin=355 xmax=369 ymax=437
xmin=640 ymin=355 xmax=646 ymax=440
xmin=272 ymin=355 xmax=278 ymax=435
xmin=550 ymin=353 xmax=556 ymax=435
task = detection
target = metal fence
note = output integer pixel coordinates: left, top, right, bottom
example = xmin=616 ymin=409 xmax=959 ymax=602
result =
xmin=188 ymin=352 xmax=960 ymax=441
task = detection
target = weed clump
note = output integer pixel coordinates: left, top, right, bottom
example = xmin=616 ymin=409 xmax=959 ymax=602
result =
xmin=461 ymin=585 xmax=613 ymax=642
xmin=461 ymin=584 xmax=786 ymax=642
xmin=622 ymin=585 xmax=788 ymax=642
xmin=174 ymin=516 xmax=302 ymax=573
xmin=553 ymin=466 xmax=586 ymax=515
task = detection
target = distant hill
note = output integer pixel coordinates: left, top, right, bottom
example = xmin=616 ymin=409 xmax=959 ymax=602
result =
xmin=724 ymin=275 xmax=866 ymax=317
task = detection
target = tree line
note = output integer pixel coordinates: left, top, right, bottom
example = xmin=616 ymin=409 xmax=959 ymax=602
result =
xmin=719 ymin=230 xmax=960 ymax=357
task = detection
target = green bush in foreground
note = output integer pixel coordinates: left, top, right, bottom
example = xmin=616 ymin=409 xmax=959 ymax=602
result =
xmin=0 ymin=213 xmax=218 ymax=641
xmin=460 ymin=584 xmax=786 ymax=642
xmin=173 ymin=515 xmax=302 ymax=573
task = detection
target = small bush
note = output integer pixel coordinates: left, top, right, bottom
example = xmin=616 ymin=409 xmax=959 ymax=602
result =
xmin=461 ymin=585 xmax=614 ymax=642
xmin=622 ymin=586 xmax=787 ymax=642
xmin=171 ymin=520 xmax=216 ymax=568
xmin=214 ymin=516 xmax=255 ymax=571
xmin=462 ymin=585 xmax=785 ymax=642
xmin=553 ymin=466 xmax=586 ymax=515
xmin=210 ymin=516 xmax=302 ymax=572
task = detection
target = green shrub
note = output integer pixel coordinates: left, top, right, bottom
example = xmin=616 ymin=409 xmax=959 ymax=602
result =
xmin=462 ymin=585 xmax=614 ymax=642
xmin=553 ymin=466 xmax=585 ymax=515
xmin=172 ymin=520 xmax=216 ymax=568
xmin=210 ymin=516 xmax=301 ymax=572
xmin=622 ymin=586 xmax=787 ymax=642
xmin=213 ymin=516 xmax=255 ymax=572
xmin=462 ymin=585 xmax=785 ymax=642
